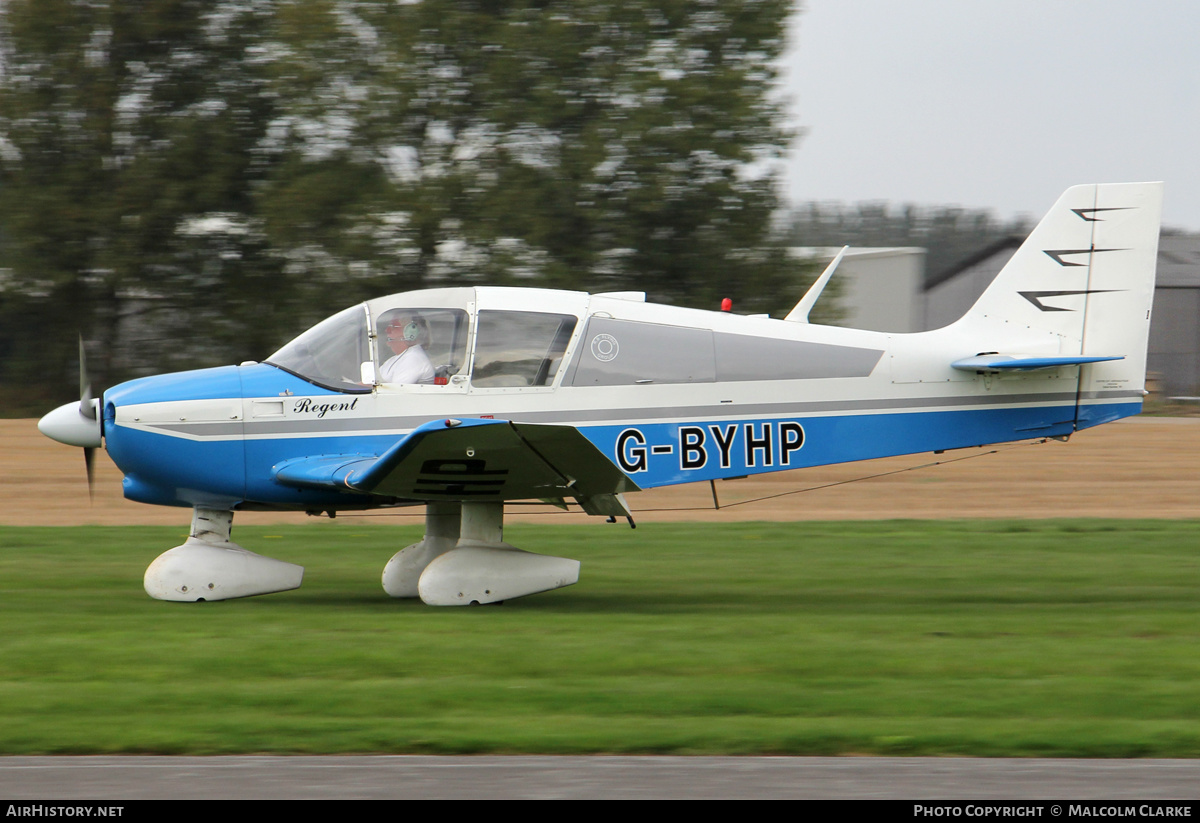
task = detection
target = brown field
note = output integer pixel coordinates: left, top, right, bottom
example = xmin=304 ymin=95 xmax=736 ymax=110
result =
xmin=4 ymin=415 xmax=1198 ymax=527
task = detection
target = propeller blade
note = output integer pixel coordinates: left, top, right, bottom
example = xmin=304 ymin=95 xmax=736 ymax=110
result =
xmin=84 ymin=446 xmax=95 ymax=503
xmin=79 ymin=336 xmax=95 ymax=420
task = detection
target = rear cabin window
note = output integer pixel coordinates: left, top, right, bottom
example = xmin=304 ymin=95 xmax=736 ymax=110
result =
xmin=566 ymin=317 xmax=716 ymax=386
xmin=471 ymin=311 xmax=577 ymax=388
xmin=564 ymin=316 xmax=885 ymax=385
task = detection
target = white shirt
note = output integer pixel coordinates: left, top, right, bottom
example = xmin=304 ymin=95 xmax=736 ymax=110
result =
xmin=380 ymin=345 xmax=436 ymax=384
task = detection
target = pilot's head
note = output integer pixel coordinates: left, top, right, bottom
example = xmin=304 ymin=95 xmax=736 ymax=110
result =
xmin=384 ymin=315 xmax=427 ymax=355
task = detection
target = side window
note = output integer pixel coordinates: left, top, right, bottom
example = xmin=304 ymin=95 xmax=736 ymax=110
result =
xmin=472 ymin=311 xmax=577 ymax=388
xmin=375 ymin=308 xmax=469 ymax=385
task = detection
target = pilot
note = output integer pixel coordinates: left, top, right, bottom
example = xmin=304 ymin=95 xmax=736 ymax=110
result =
xmin=379 ymin=314 xmax=436 ymax=384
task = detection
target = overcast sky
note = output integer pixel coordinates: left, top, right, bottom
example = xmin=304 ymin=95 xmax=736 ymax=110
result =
xmin=779 ymin=0 xmax=1200 ymax=231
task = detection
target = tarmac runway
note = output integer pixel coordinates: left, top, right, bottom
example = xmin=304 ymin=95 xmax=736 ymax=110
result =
xmin=3 ymin=756 xmax=1200 ymax=800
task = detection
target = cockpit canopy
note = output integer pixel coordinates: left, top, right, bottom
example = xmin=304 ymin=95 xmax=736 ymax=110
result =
xmin=265 ymin=288 xmax=578 ymax=393
xmin=265 ymin=303 xmax=374 ymax=392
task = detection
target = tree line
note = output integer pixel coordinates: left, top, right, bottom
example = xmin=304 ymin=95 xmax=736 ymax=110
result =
xmin=0 ymin=0 xmax=802 ymax=415
xmin=0 ymin=1 xmax=1036 ymax=417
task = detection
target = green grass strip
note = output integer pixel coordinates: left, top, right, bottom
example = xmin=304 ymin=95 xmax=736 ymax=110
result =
xmin=2 ymin=520 xmax=1200 ymax=756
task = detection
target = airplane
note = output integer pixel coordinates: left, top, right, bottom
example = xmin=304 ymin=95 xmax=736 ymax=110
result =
xmin=37 ymin=181 xmax=1163 ymax=606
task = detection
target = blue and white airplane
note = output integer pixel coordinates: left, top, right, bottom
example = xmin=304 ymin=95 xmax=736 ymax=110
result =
xmin=38 ymin=182 xmax=1163 ymax=605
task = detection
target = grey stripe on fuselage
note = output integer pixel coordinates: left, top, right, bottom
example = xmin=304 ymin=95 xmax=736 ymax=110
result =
xmin=133 ymin=390 xmax=1141 ymax=439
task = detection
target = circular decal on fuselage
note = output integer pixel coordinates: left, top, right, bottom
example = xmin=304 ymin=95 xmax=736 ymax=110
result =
xmin=590 ymin=333 xmax=619 ymax=362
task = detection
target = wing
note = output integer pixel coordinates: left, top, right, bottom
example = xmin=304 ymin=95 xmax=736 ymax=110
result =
xmin=273 ymin=418 xmax=640 ymax=516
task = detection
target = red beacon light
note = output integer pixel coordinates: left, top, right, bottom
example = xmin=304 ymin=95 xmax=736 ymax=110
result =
xmin=720 ymin=298 xmax=732 ymax=312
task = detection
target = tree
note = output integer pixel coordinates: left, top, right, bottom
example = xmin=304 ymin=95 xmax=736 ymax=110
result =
xmin=0 ymin=0 xmax=288 ymax=411
xmin=0 ymin=1 xmax=803 ymax=414
xmin=260 ymin=1 xmax=799 ymax=308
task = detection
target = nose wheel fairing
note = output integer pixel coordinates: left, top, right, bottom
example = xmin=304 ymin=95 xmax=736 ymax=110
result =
xmin=143 ymin=509 xmax=303 ymax=602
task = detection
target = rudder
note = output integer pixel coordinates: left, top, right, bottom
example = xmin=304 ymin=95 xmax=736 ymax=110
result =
xmin=1076 ymin=182 xmax=1163 ymax=427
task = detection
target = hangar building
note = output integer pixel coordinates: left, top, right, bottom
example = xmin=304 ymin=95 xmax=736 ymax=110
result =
xmin=794 ymin=236 xmax=1200 ymax=397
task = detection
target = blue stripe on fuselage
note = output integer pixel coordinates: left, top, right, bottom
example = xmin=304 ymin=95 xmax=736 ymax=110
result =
xmin=577 ymin=403 xmax=1128 ymax=487
xmin=104 ymin=400 xmax=1143 ymax=508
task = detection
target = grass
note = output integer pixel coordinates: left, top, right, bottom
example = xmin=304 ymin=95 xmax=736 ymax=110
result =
xmin=2 ymin=519 xmax=1200 ymax=756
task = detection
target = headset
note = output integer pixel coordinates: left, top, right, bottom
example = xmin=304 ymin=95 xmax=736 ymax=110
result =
xmin=386 ymin=318 xmax=423 ymax=343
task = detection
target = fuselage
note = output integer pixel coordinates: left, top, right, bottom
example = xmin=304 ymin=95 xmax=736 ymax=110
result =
xmin=32 ymin=183 xmax=1163 ymax=606
xmin=96 ymin=285 xmax=1142 ymax=513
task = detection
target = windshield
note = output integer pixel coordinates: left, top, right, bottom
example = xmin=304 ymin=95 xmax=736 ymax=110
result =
xmin=265 ymin=304 xmax=371 ymax=393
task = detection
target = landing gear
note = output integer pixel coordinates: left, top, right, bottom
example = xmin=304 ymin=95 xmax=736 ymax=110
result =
xmin=142 ymin=503 xmax=576 ymax=606
xmin=143 ymin=508 xmax=304 ymax=602
xmin=381 ymin=502 xmax=461 ymax=598
xmin=382 ymin=502 xmax=580 ymax=606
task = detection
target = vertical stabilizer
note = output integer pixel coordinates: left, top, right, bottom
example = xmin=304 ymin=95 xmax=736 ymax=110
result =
xmin=955 ymin=182 xmax=1162 ymax=428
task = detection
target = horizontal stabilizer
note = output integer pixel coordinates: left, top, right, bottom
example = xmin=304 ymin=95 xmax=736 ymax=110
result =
xmin=951 ymin=354 xmax=1125 ymax=372
xmin=273 ymin=418 xmax=640 ymax=505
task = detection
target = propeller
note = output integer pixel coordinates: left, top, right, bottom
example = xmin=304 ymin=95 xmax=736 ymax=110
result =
xmin=79 ymin=336 xmax=94 ymax=418
xmin=37 ymin=337 xmax=103 ymax=500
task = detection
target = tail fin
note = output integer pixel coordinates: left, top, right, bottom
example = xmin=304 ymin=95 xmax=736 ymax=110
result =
xmin=956 ymin=182 xmax=1163 ymax=427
